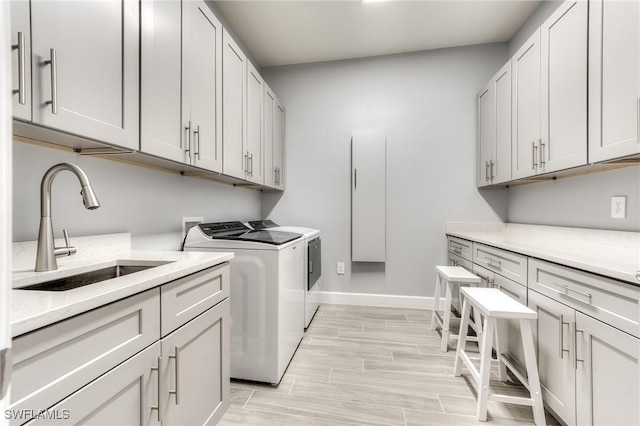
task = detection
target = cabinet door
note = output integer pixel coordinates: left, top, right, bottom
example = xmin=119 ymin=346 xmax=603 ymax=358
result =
xmin=184 ymin=0 xmax=223 ymax=172
xmin=511 ymin=29 xmax=541 ymax=180
xmin=222 ymin=29 xmax=247 ymax=180
xmin=493 ymin=62 xmax=512 ymax=184
xmin=10 ymin=0 xmax=31 ymax=122
xmin=31 ymin=0 xmax=139 ymax=150
xmin=263 ymin=84 xmax=277 ymax=188
xmin=162 ymin=299 xmax=230 ymax=425
xmin=246 ymin=61 xmax=264 ymax=184
xmin=140 ymin=0 xmax=184 ymax=163
xmin=528 ymin=290 xmax=576 ymax=426
xmin=540 ymin=0 xmax=587 ymax=173
xmin=589 ymin=0 xmax=640 ymax=162
xmin=477 ymin=83 xmax=495 ymax=187
xmin=274 ymin=101 xmax=285 ymax=189
xmin=576 ymin=312 xmax=639 ymax=426
xmin=25 ymin=343 xmax=161 ymax=426
xmin=493 ymin=274 xmax=526 ymax=368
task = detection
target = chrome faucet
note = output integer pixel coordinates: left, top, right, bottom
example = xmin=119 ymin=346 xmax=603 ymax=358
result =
xmin=35 ymin=163 xmax=100 ymax=272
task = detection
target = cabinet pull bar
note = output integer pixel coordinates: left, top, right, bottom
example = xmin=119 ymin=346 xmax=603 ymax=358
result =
xmin=44 ymin=49 xmax=58 ymax=114
xmin=354 ymin=169 xmax=357 ymax=189
xmin=169 ymin=345 xmax=180 ymax=404
xmin=277 ymin=167 xmax=280 ymax=185
xmin=486 ymin=257 xmax=502 ymax=269
xmin=558 ymin=315 xmax=570 ymax=359
xmin=485 ymin=161 xmax=490 ymax=183
xmin=150 ymin=356 xmax=163 ymax=422
xmin=249 ymin=153 xmax=254 ymax=176
xmin=531 ymin=141 xmax=537 ymax=169
xmin=574 ymin=327 xmax=584 ymax=369
xmin=490 ymin=160 xmax=494 ymax=180
xmin=538 ymin=282 xmax=593 ymax=305
xmin=194 ymin=125 xmax=201 ymax=160
xmin=12 ymin=32 xmax=25 ymax=105
xmin=539 ymin=139 xmax=545 ymax=166
xmin=183 ymin=121 xmax=190 ymax=151
xmin=556 ymin=282 xmax=592 ymax=301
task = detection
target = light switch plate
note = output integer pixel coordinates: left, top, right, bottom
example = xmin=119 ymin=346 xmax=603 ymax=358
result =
xmin=611 ymin=196 xmax=626 ymax=219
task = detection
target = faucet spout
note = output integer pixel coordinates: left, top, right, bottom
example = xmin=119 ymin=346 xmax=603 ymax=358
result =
xmin=35 ymin=163 xmax=100 ymax=272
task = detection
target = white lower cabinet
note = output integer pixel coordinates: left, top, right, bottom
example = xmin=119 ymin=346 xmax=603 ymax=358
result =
xmin=528 ymin=258 xmax=640 ymax=426
xmin=161 ymin=298 xmax=230 ymax=425
xmin=26 ymin=342 xmax=162 ymax=426
xmin=527 ymin=289 xmax=577 ymax=425
xmin=575 ymin=312 xmax=639 ymax=426
xmin=11 ymin=264 xmax=230 ymax=425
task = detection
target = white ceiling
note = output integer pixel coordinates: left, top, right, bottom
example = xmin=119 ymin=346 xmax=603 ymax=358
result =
xmin=214 ymin=0 xmax=541 ymax=68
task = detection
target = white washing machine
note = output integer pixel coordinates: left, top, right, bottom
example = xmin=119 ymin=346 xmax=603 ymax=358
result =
xmin=249 ymin=220 xmax=321 ymax=328
xmin=184 ymin=221 xmax=304 ymax=385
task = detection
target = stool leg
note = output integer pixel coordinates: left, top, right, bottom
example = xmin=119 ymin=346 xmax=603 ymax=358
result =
xmin=520 ymin=319 xmax=546 ymax=426
xmin=476 ymin=316 xmax=496 ymax=422
xmin=453 ymin=297 xmax=472 ymax=377
xmin=494 ymin=320 xmax=507 ymax=382
xmin=473 ymin=306 xmax=483 ymax=353
xmin=440 ymin=280 xmax=454 ymax=352
xmin=431 ymin=274 xmax=441 ymax=331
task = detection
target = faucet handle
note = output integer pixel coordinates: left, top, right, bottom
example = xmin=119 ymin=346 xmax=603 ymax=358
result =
xmin=63 ymin=228 xmax=71 ymax=248
xmin=54 ymin=228 xmax=77 ymax=257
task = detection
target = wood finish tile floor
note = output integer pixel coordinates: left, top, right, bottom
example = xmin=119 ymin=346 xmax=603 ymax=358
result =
xmin=220 ymin=305 xmax=560 ymax=425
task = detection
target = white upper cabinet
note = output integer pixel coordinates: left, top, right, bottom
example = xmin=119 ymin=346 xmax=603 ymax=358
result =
xmin=10 ymin=0 xmax=31 ymax=122
xmin=588 ymin=0 xmax=640 ymax=162
xmin=141 ymin=0 xmax=222 ymax=173
xmin=222 ymin=29 xmax=248 ymax=180
xmin=263 ymin=84 xmax=285 ymax=190
xmin=477 ymin=61 xmax=511 ymax=187
xmin=183 ymin=0 xmax=223 ymax=172
xmin=140 ymin=0 xmax=184 ymax=163
xmin=274 ymin=101 xmax=285 ymax=190
xmin=246 ymin=61 xmax=264 ymax=184
xmin=540 ymin=0 xmax=588 ymax=173
xmin=30 ymin=0 xmax=139 ymax=150
xmin=511 ymin=29 xmax=541 ymax=180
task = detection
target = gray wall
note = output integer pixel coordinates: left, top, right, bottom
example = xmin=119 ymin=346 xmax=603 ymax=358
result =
xmin=13 ymin=140 xmax=261 ymax=249
xmin=505 ymin=0 xmax=640 ymax=232
xmin=261 ymin=44 xmax=509 ymax=298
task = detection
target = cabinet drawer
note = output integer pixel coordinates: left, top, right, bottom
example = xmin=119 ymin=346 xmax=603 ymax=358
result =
xmin=529 ymin=259 xmax=640 ymax=338
xmin=161 ymin=263 xmax=230 ymax=336
xmin=11 ymin=289 xmax=160 ymax=423
xmin=473 ymin=243 xmax=527 ymax=285
xmin=448 ymin=252 xmax=472 ymax=272
xmin=472 ymin=263 xmax=495 ymax=288
xmin=448 ymin=236 xmax=472 ymax=261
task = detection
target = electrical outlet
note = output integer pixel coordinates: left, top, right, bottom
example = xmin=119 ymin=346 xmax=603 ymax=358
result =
xmin=337 ymin=262 xmax=345 ymax=275
xmin=611 ymin=196 xmax=626 ymax=219
xmin=182 ymin=217 xmax=204 ymax=239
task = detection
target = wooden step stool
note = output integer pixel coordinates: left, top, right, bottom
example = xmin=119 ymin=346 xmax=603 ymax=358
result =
xmin=453 ymin=287 xmax=545 ymax=426
xmin=431 ymin=266 xmax=483 ymax=352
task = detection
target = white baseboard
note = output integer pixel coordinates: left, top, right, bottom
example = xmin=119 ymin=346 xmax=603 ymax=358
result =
xmin=317 ymin=291 xmax=434 ymax=310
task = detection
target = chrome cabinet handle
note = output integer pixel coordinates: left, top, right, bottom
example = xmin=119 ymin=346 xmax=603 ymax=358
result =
xmin=12 ymin=31 xmax=26 ymax=105
xmin=574 ymin=326 xmax=584 ymax=369
xmin=249 ymin=153 xmax=254 ymax=176
xmin=44 ymin=49 xmax=58 ymax=114
xmin=354 ymin=169 xmax=357 ymax=189
xmin=532 ymin=141 xmax=537 ymax=169
xmin=168 ymin=346 xmax=180 ymax=404
xmin=539 ymin=139 xmax=545 ymax=166
xmin=485 ymin=161 xmax=490 ymax=183
xmin=558 ymin=314 xmax=570 ymax=359
xmin=193 ymin=125 xmax=200 ymax=160
xmin=490 ymin=160 xmax=494 ymax=180
xmin=486 ymin=257 xmax=502 ymax=269
xmin=150 ymin=356 xmax=163 ymax=422
xmin=554 ymin=282 xmax=592 ymax=302
xmin=184 ymin=121 xmax=192 ymax=161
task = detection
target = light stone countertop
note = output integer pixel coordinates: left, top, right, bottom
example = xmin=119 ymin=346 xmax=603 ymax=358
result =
xmin=445 ymin=222 xmax=640 ymax=286
xmin=12 ymin=233 xmax=233 ymax=337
